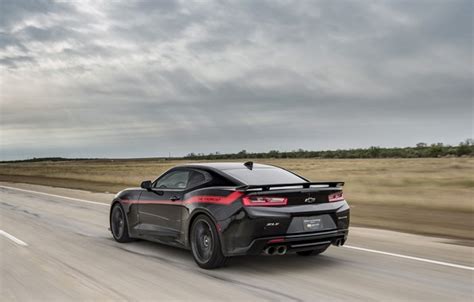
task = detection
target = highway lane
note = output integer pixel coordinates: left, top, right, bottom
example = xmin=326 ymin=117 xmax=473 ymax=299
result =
xmin=1 ymin=183 xmax=473 ymax=301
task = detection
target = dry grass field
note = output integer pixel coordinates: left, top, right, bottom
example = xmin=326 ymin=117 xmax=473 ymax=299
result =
xmin=1 ymin=158 xmax=473 ymax=240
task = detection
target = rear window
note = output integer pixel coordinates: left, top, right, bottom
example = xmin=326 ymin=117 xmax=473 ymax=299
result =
xmin=224 ymin=167 xmax=306 ymax=185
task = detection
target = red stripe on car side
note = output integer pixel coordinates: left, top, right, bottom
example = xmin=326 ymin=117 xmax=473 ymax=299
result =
xmin=119 ymin=191 xmax=244 ymax=205
xmin=184 ymin=191 xmax=244 ymax=205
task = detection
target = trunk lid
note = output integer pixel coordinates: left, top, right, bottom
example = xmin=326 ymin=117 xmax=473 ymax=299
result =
xmin=238 ymin=182 xmax=344 ymax=207
xmin=250 ymin=187 xmax=342 ymax=206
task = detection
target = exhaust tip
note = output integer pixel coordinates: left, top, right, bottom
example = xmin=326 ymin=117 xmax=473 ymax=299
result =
xmin=333 ymin=238 xmax=345 ymax=246
xmin=276 ymin=245 xmax=287 ymax=255
xmin=265 ymin=246 xmax=277 ymax=255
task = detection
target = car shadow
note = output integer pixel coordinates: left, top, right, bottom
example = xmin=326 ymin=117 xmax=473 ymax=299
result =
xmin=110 ymin=238 xmax=344 ymax=274
xmin=229 ymin=253 xmax=343 ymax=271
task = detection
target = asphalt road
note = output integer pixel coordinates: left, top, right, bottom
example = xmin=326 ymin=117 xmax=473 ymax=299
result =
xmin=1 ymin=182 xmax=473 ymax=301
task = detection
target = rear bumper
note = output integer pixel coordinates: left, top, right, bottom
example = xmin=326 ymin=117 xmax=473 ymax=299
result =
xmin=219 ymin=200 xmax=350 ymax=256
xmin=243 ymin=229 xmax=348 ymax=255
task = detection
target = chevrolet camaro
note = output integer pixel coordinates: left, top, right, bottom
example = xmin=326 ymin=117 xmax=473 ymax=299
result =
xmin=109 ymin=162 xmax=350 ymax=269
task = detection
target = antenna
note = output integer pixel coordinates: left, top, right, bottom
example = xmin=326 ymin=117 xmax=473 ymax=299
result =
xmin=244 ymin=161 xmax=253 ymax=170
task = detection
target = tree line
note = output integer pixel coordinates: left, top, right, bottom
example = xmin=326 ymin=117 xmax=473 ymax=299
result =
xmin=3 ymin=139 xmax=473 ymax=163
xmin=184 ymin=139 xmax=474 ymax=160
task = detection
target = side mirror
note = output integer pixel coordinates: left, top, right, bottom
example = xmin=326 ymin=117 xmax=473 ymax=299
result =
xmin=140 ymin=180 xmax=152 ymax=190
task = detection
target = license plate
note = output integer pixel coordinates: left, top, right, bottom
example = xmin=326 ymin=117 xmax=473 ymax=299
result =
xmin=303 ymin=217 xmax=323 ymax=231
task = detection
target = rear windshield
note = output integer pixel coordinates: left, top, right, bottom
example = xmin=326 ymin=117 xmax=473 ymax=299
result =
xmin=224 ymin=167 xmax=306 ymax=185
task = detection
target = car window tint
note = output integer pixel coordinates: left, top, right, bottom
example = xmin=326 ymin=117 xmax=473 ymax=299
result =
xmin=155 ymin=170 xmax=190 ymax=189
xmin=187 ymin=170 xmax=211 ymax=188
xmin=224 ymin=167 xmax=305 ymax=185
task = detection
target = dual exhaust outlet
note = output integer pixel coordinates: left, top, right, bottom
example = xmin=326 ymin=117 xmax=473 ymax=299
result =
xmin=264 ymin=245 xmax=287 ymax=256
xmin=334 ymin=238 xmax=344 ymax=246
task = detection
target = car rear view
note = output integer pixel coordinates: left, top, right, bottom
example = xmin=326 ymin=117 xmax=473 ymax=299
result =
xmin=110 ymin=161 xmax=349 ymax=269
xmin=219 ymin=163 xmax=350 ymax=257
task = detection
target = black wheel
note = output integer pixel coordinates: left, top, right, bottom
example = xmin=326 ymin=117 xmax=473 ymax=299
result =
xmin=190 ymin=215 xmax=228 ymax=269
xmin=296 ymin=244 xmax=330 ymax=256
xmin=110 ymin=203 xmax=133 ymax=243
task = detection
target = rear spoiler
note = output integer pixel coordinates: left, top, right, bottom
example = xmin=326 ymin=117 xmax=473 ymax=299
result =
xmin=236 ymin=182 xmax=344 ymax=192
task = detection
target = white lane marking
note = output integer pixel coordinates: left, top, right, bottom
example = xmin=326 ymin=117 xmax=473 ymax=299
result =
xmin=0 ymin=230 xmax=28 ymax=246
xmin=344 ymin=245 xmax=474 ymax=271
xmin=0 ymin=185 xmax=108 ymax=207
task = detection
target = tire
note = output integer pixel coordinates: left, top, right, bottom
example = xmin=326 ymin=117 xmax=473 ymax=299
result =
xmin=296 ymin=244 xmax=330 ymax=256
xmin=110 ymin=203 xmax=133 ymax=243
xmin=190 ymin=215 xmax=228 ymax=269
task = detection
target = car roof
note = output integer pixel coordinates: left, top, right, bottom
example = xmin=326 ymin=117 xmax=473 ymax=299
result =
xmin=171 ymin=162 xmax=309 ymax=185
xmin=176 ymin=162 xmax=275 ymax=171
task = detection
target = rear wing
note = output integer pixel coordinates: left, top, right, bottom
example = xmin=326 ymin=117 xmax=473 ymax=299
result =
xmin=236 ymin=182 xmax=344 ymax=192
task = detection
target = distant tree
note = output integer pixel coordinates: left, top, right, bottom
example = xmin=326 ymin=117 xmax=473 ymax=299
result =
xmin=416 ymin=142 xmax=427 ymax=148
xmin=268 ymin=150 xmax=280 ymax=158
xmin=237 ymin=150 xmax=247 ymax=157
xmin=368 ymin=146 xmax=381 ymax=158
xmin=429 ymin=143 xmax=444 ymax=157
xmin=457 ymin=139 xmax=474 ymax=156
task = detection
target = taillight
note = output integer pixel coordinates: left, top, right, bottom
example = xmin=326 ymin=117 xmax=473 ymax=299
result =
xmin=242 ymin=196 xmax=288 ymax=206
xmin=328 ymin=192 xmax=344 ymax=202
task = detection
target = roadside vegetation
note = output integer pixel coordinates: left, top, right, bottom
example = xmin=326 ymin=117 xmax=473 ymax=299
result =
xmin=1 ymin=156 xmax=472 ymax=241
xmin=184 ymin=139 xmax=474 ymax=160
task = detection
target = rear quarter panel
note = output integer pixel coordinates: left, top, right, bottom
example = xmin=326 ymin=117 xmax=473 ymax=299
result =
xmin=181 ymin=187 xmax=245 ymax=249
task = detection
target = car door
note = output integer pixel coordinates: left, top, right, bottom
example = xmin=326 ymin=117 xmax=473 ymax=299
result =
xmin=137 ymin=169 xmax=190 ymax=241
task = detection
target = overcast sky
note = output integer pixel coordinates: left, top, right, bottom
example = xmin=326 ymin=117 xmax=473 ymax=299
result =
xmin=0 ymin=0 xmax=472 ymax=160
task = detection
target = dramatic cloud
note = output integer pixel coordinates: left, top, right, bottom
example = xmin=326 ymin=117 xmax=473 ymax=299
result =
xmin=0 ymin=0 xmax=472 ymax=160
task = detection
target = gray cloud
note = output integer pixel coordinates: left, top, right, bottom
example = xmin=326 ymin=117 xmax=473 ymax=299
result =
xmin=0 ymin=0 xmax=472 ymax=160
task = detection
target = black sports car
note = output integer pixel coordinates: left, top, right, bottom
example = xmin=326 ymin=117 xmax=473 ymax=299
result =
xmin=109 ymin=162 xmax=349 ymax=269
